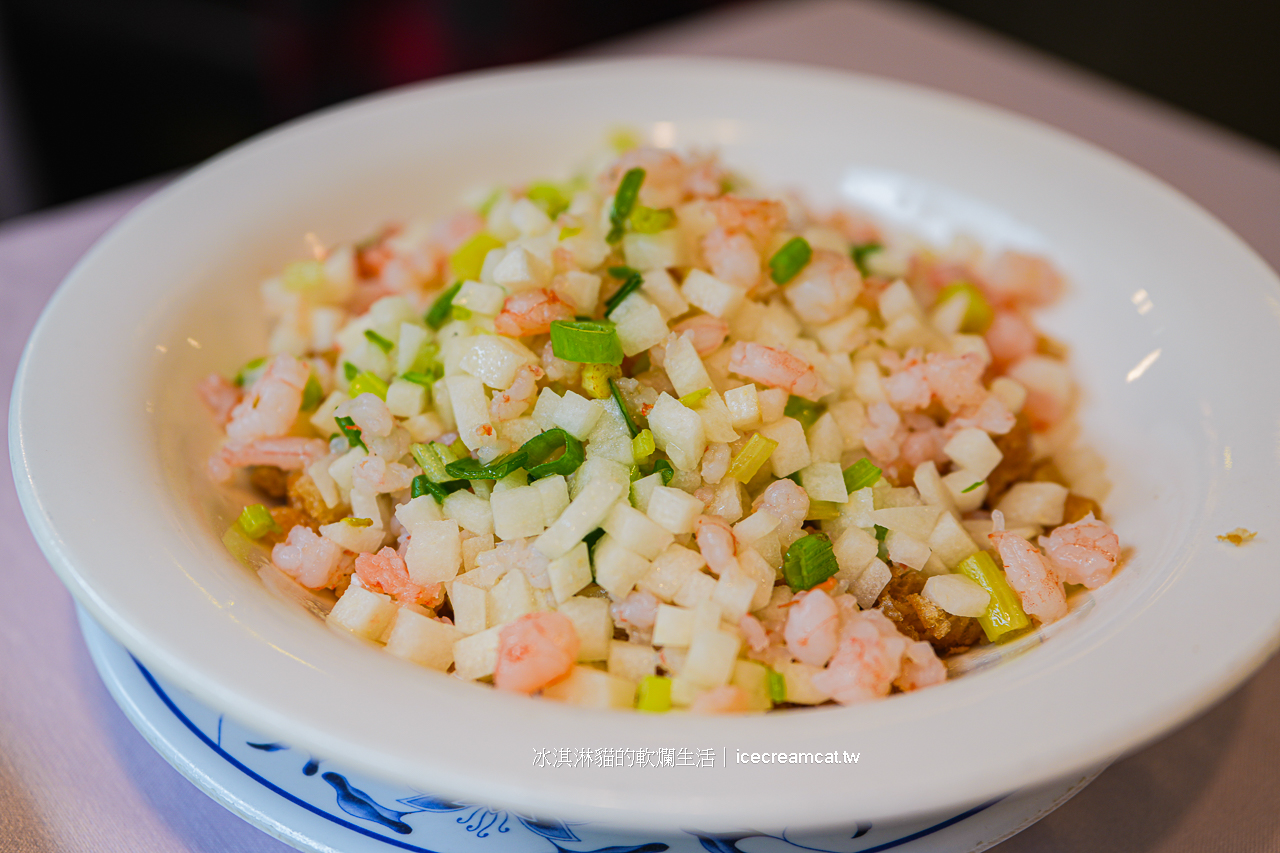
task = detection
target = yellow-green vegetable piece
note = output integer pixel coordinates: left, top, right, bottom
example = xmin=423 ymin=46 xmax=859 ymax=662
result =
xmin=954 ymin=551 xmax=1031 ymax=641
xmin=449 ymin=232 xmax=503 ymax=282
xmin=936 ymin=281 xmax=994 ymax=334
xmin=636 ymin=675 xmax=672 ymax=712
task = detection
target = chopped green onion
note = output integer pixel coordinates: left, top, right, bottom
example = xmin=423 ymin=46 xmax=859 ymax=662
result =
xmin=583 ymin=527 xmax=606 ymax=554
xmin=954 ymin=551 xmax=1031 ymax=642
xmin=607 ymin=167 xmax=645 ymax=244
xmin=782 ymin=533 xmax=839 ymax=592
xmin=609 ymin=379 xmax=640 ymax=437
xmin=400 ymin=371 xmax=435 ymax=387
xmin=806 ymin=501 xmax=842 ymax=521
xmin=448 ymin=233 xmax=503 ymax=283
xmin=282 ymin=259 xmax=326 ymax=292
xmin=335 ymin=416 xmax=365 ymax=450
xmin=843 ymin=458 xmax=881 ymax=492
xmin=727 ymin=433 xmax=779 ymax=483
xmin=961 ymin=480 xmax=985 ymax=494
xmin=769 ymin=236 xmax=812 ymax=285
xmin=342 ymin=361 xmax=359 ymax=382
xmin=652 ymin=459 xmax=675 ymax=485
xmin=635 ymin=675 xmax=672 ymax=713
xmin=300 ymin=373 xmax=324 ymax=412
xmin=236 ymin=504 xmax=280 ymax=539
xmin=233 ymin=356 xmax=266 ymax=388
xmin=450 ymin=305 xmax=473 ymax=322
xmin=784 ymin=395 xmax=824 ymax=430
xmin=936 ymin=281 xmax=994 ymax=334
xmin=348 ymin=371 xmax=388 ymax=400
xmin=411 ymin=443 xmax=451 ymax=482
xmin=426 ymin=282 xmax=463 ymax=330
xmin=581 ymin=363 xmax=621 ymax=399
xmin=851 ymin=242 xmax=882 ymax=277
xmin=343 ymin=517 xmax=373 ymax=527
xmin=679 ymin=388 xmax=712 ymax=408
xmin=558 ymin=225 xmax=582 ymax=240
xmin=766 ymin=668 xmax=787 ymax=704
xmin=629 ymin=464 xmax=642 ymax=482
xmin=525 ymin=183 xmax=570 ymax=219
xmin=604 ymin=266 xmax=645 ymax=317
xmin=447 ymin=437 xmax=468 ymax=460
xmin=874 ymin=524 xmax=889 ymax=562
xmin=549 ymin=320 xmax=624 ymax=365
xmin=445 ymin=452 xmax=528 ymax=481
xmin=363 ymin=329 xmax=395 ymax=353
xmin=628 ymin=205 xmax=674 ymax=233
xmin=632 ymin=429 xmax=656 ymax=461
xmin=411 ymin=474 xmax=460 ymax=504
xmin=519 ymin=429 xmax=586 ymax=480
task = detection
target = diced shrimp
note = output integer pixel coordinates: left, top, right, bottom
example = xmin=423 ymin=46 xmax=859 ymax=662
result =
xmin=493 ymin=289 xmax=574 ymax=337
xmin=989 ymin=528 xmax=1067 ymax=624
xmin=922 ymin=351 xmax=987 ymax=412
xmin=490 ymin=365 xmax=544 ymax=421
xmin=540 ymin=340 xmax=580 ymax=384
xmin=690 ymin=685 xmax=753 ymax=714
xmin=702 ymin=228 xmax=761 ymax=289
xmin=700 ymin=442 xmax=731 ymax=485
xmin=493 ymin=611 xmax=580 ymax=694
xmin=728 ymin=342 xmax=832 ymax=402
xmin=208 ymin=436 xmax=327 ymax=482
xmin=673 ymin=315 xmax=730 ymax=356
xmin=707 ymin=195 xmax=787 ymax=245
xmin=272 ymin=525 xmax=343 ymax=589
xmin=751 ymin=478 xmax=809 ymax=533
xmin=335 ymin=392 xmax=394 ymax=438
xmin=783 ymin=250 xmax=861 ymax=325
xmin=985 ymin=310 xmax=1037 ymax=366
xmin=354 ymin=546 xmax=443 ymax=608
xmin=784 ymin=588 xmax=840 ymax=667
xmin=810 ymin=610 xmax=907 ymax=705
xmin=1040 ymin=514 xmax=1120 ymax=589
xmin=352 ymin=455 xmax=416 ymax=494
xmin=825 ymin=209 xmax=882 ymax=246
xmin=884 ymin=353 xmax=931 ymax=411
xmin=739 ymin=614 xmax=771 ymax=654
xmin=984 ymin=250 xmax=1064 ymax=308
xmin=861 ymin=401 xmax=905 ymax=465
xmin=695 ymin=515 xmax=738 ymax=576
xmin=895 ymin=640 xmax=947 ymax=691
xmin=603 ymin=147 xmax=689 ymax=209
xmin=949 ymin=394 xmax=1016 ymax=435
xmin=611 ymin=590 xmax=660 ymax=634
xmin=898 ymin=417 xmax=951 ymax=470
xmin=197 ymin=373 xmax=241 ymax=425
xmin=225 ymin=354 xmax=310 ymax=443
xmin=476 ymin=538 xmax=551 ymax=590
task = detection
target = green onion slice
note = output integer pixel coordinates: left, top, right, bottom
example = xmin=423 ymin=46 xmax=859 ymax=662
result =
xmin=411 ymin=474 xmax=465 ymax=504
xmin=334 ymin=416 xmax=366 ymax=450
xmin=410 ymin=443 xmax=451 ymax=482
xmin=806 ymin=501 xmax=842 ymax=521
xmin=449 ymin=233 xmax=503 ymax=283
xmin=936 ymin=280 xmax=994 ymax=334
xmin=843 ymin=458 xmax=882 ymax=492
xmin=678 ymin=387 xmax=712 ymax=408
xmin=343 ymin=361 xmax=359 ymax=382
xmin=526 ymin=183 xmax=570 ymax=219
xmin=635 ymin=675 xmax=672 ymax=713
xmin=604 ymin=266 xmax=645 ymax=317
xmin=300 ymin=373 xmax=324 ymax=412
xmin=727 ymin=433 xmax=778 ymax=484
xmin=628 ymin=205 xmax=674 ymax=234
xmin=549 ymin=320 xmax=624 ymax=365
xmin=606 ymin=167 xmax=645 ymax=244
xmin=343 ymin=517 xmax=373 ymax=527
xmin=348 ymin=371 xmax=389 ymax=400
xmin=632 ymin=429 xmax=656 ymax=461
xmin=609 ymin=379 xmax=640 ymax=437
xmin=851 ymin=242 xmax=882 ymax=278
xmin=961 ymin=480 xmax=985 ymax=494
xmin=363 ymin=329 xmax=395 ymax=353
xmin=766 ymin=668 xmax=787 ymax=704
xmin=955 ymin=551 xmax=1031 ymax=642
xmin=783 ymin=395 xmax=824 ymax=430
xmin=518 ymin=428 xmax=586 ymax=480
xmin=652 ymin=459 xmax=675 ymax=485
xmin=782 ymin=533 xmax=839 ymax=592
xmin=445 ymin=452 xmax=528 ymax=481
xmin=426 ymin=282 xmax=463 ymax=330
xmin=400 ymin=371 xmax=434 ymax=387
xmin=236 ymin=504 xmax=280 ymax=539
xmin=874 ymin=524 xmax=890 ymax=562
xmin=769 ymin=236 xmax=812 ymax=285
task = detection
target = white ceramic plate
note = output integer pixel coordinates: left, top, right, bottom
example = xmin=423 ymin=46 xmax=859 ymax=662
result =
xmin=12 ymin=57 xmax=1280 ymax=834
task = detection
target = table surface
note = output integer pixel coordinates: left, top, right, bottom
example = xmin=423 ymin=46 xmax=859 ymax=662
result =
xmin=4 ymin=2 xmax=1279 ymax=851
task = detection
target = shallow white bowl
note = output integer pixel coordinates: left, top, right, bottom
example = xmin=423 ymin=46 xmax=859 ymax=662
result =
xmin=11 ymin=57 xmax=1280 ymax=834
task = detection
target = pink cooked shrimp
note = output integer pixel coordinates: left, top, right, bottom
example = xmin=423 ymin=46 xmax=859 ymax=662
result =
xmin=861 ymin=401 xmax=905 ymax=466
xmin=490 ymin=365 xmax=544 ymax=421
xmin=985 ymin=310 xmax=1037 ymax=366
xmin=884 ymin=353 xmax=931 ymax=411
xmin=1040 ymin=514 xmax=1121 ymax=589
xmin=784 ymin=588 xmax=840 ymax=667
xmin=751 ymin=478 xmax=809 ymax=533
xmin=225 ymin=354 xmax=311 ymax=443
xmin=672 ymin=315 xmax=730 ymax=356
xmin=494 ymin=289 xmax=574 ymax=338
xmin=949 ymin=394 xmax=1016 ymax=436
xmin=611 ymin=589 xmax=660 ymax=634
xmin=352 ymin=455 xmax=417 ymax=494
xmin=728 ymin=342 xmax=831 ymax=402
xmin=208 ymin=436 xmax=327 ymax=482
xmin=810 ymin=610 xmax=907 ymax=705
xmin=739 ymin=614 xmax=771 ymax=654
xmin=984 ymin=250 xmax=1064 ymax=308
xmin=336 ymin=393 xmax=394 ymax=438
xmin=707 ymin=195 xmax=787 ymax=245
xmin=989 ymin=526 xmax=1067 ymax=624
xmin=895 ymin=640 xmax=946 ymax=692
xmin=539 ymin=340 xmax=580 ymax=384
xmin=272 ymin=525 xmax=344 ymax=589
xmin=702 ymin=228 xmax=761 ymax=289
xmin=602 ymin=147 xmax=689 ymax=209
xmin=197 ymin=373 xmax=241 ymax=425
xmin=695 ymin=515 xmax=738 ymax=576
xmin=690 ymin=685 xmax=753 ymax=714
xmin=898 ymin=417 xmax=951 ymax=470
xmin=493 ymin=611 xmax=580 ymax=694
xmin=922 ymin=351 xmax=987 ymax=412
xmin=783 ymin=250 xmax=861 ymax=325
xmin=354 ymin=546 xmax=444 ymax=609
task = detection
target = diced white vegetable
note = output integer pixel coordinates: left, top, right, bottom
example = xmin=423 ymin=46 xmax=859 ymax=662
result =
xmin=395 ymin=493 xmax=443 ymax=532
xmin=733 ymin=511 xmax=780 ymax=546
xmin=327 ymin=446 xmax=366 ymax=494
xmin=395 ymin=322 xmax=430 ymax=375
xmin=886 ymin=530 xmax=931 ymax=570
xmin=553 ymin=391 xmax=603 ymax=440
xmin=448 ymin=580 xmax=488 ymax=635
xmin=492 ymin=246 xmax=549 ymax=291
xmin=680 ymin=268 xmax=744 ymax=318
xmin=646 ymin=485 xmax=705 ymax=535
xmin=403 ymin=411 xmax=445 ymax=443
xmin=557 ymin=596 xmax=612 ymax=662
xmin=913 ymin=461 xmax=956 ymax=514
xmin=878 ymin=279 xmax=921 ymax=323
xmin=707 ymin=477 xmax=746 ymax=523
xmin=385 ymin=610 xmax=461 ymax=671
xmin=852 ymin=359 xmax=886 ymax=404
xmin=429 ymin=378 xmax=455 ymax=430
xmin=630 ymin=472 xmax=661 ymax=513
xmin=610 ymin=292 xmax=668 ymax=356
xmin=459 ymin=336 xmax=538 ymax=391
xmin=452 ymin=625 xmax=501 ymax=680
xmin=569 ymin=456 xmax=630 ymax=499
xmin=833 ymin=526 xmax=878 ymax=577
xmin=608 ymin=641 xmax=657 ymax=683
xmin=327 ymin=577 xmax=396 ymax=641
xmin=531 ymin=387 xmax=561 ymax=431
xmin=603 ymin=502 xmax=675 ymax=560
xmin=534 ymin=477 xmax=625 ymax=559
xmin=735 ymin=548 xmax=776 ymax=611
xmin=663 ymin=334 xmax=714 ymax=397
xmin=922 ymin=574 xmax=991 ymax=618
xmin=806 ymin=413 xmax=845 ymax=464
xmin=639 ymin=543 xmax=706 ymax=603
xmin=648 ymin=393 xmax=706 ymax=471
xmin=944 ymin=469 xmax=989 ymax=513
xmin=552 ymin=270 xmax=601 ymax=315
xmin=404 ymin=519 xmax=462 ymax=585
xmin=827 ymin=399 xmax=867 ymax=451
xmin=533 ymin=475 xmax=570 ymax=527
xmin=713 ymin=564 xmax=758 ymax=622
xmin=800 ymin=462 xmax=848 ymax=503
xmin=682 ymin=628 xmax=742 ymax=688
xmin=442 ymin=490 xmax=494 ymax=536
xmin=996 ymin=481 xmax=1069 ymax=527
xmin=541 ymin=665 xmax=634 ymax=709
xmin=869 ymin=505 xmax=942 ymax=540
xmin=319 ymin=518 xmax=384 ymax=553
xmin=445 ymin=374 xmax=497 ymax=452
xmin=453 ymin=280 xmax=507 ymax=316
xmin=696 ymin=394 xmax=739 ymax=444
xmin=385 ymin=378 xmax=426 ymax=418
xmin=850 ymin=558 xmax=891 ymax=609
xmin=927 ymin=512 xmax=981 ymax=570
xmin=640 ymin=268 xmax=689 ymax=320
xmin=757 ymin=387 xmax=788 ymax=424
xmin=306 ymin=457 xmax=340 ymax=509
xmin=1008 ymin=355 xmax=1073 ymax=416
xmin=490 ymin=485 xmax=548 ymax=541
xmin=673 ymin=570 xmax=717 ymax=608
xmin=758 ymin=417 xmax=811 ymax=478
xmin=724 ymin=384 xmax=760 ymax=428
xmin=592 ymin=535 xmax=651 ymax=598
xmin=653 ymin=603 xmax=696 ymax=647
xmin=623 ymin=229 xmax=683 ymax=270
xmin=989 ymin=376 xmax=1027 ymax=414
xmin=547 ymin=541 xmax=592 ymax=604
xmin=489 ymin=569 xmax=537 ymax=625
xmin=950 ymin=333 xmax=991 ymax=365
xmin=944 ymin=427 xmax=1003 ymax=479
xmin=461 ymin=533 xmax=493 ymax=573
xmin=585 ymin=397 xmax=636 ymax=465
xmin=730 ymin=660 xmax=773 ymax=711
xmin=775 ymin=660 xmax=832 ymax=705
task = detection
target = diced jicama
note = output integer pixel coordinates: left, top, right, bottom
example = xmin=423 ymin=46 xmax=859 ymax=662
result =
xmin=775 ymin=660 xmax=831 ymax=705
xmin=445 ymin=374 xmax=498 ymax=451
xmin=730 ymin=660 xmax=773 ymax=711
xmin=534 ymin=476 xmax=625 ymax=559
xmin=452 ymin=625 xmax=501 ymax=680
xmin=646 ymin=485 xmax=705 ymax=535
xmin=757 ymin=387 xmax=788 ymax=424
xmin=757 ymin=417 xmax=811 ymax=477
xmin=490 ymin=484 xmax=548 ymax=540
xmin=442 ymin=490 xmax=494 ymax=536
xmin=640 ymin=268 xmax=689 ymax=320
xmin=429 ymin=378 xmax=455 ymax=430
xmin=327 ymin=576 xmax=396 ymax=641
xmin=556 ymin=596 xmax=611 ymax=661
xmin=319 ymin=518 xmax=385 ymax=553
xmin=623 ymin=229 xmax=683 ymax=270
xmin=569 ymin=456 xmax=630 ymax=500
xmin=673 ymin=570 xmax=716 ymax=608
xmin=878 ymin=279 xmax=921 ymax=323
xmin=386 ymin=378 xmax=426 ymax=418
xmin=395 ymin=494 xmax=443 ymax=531
xmin=733 ymin=510 xmax=780 ymax=546
xmin=630 ymin=472 xmax=662 ymax=513
xmin=547 ymin=541 xmax=591 ymax=604
xmin=531 ymin=387 xmax=561 ymax=431
xmin=492 ymin=246 xmax=549 ymax=291
xmin=461 ymin=533 xmax=493 ymax=572
xmin=724 ymin=384 xmax=760 ymax=428
xmin=533 ymin=475 xmax=570 ymax=527
xmin=327 ymin=446 xmax=366 ymax=494
xmin=800 ymin=462 xmax=848 ymax=503
xmin=681 ymin=269 xmax=744 ymax=318
xmin=552 ymin=390 xmax=603 ymax=440
xmin=603 ymin=502 xmax=675 ymax=560
xmin=554 ymin=270 xmax=601 ymax=315
xmin=913 ymin=461 xmax=955 ymax=514
xmin=639 ymin=543 xmax=706 ymax=603
xmin=712 ymin=564 xmax=759 ymax=622
xmin=448 ymin=580 xmax=487 ymax=634
xmin=736 ymin=547 xmax=776 ymax=612
xmin=944 ymin=427 xmax=1002 ymax=479
xmin=927 ymin=511 xmax=980 ymax=570
xmin=541 ymin=665 xmax=634 ymax=709
xmin=852 ymin=358 xmax=886 ymax=404
xmin=610 ymin=292 xmax=668 ymax=356
xmin=489 ymin=569 xmax=537 ymax=624
xmin=850 ymin=558 xmax=891 ymax=609
xmin=827 ymin=399 xmax=867 ymax=451
xmin=869 ymin=505 xmax=942 ymax=540
xmin=886 ymin=530 xmax=931 ymax=570
xmin=806 ymin=413 xmax=845 ymax=464
xmin=922 ymin=573 xmax=991 ymax=618
xmin=404 ymin=519 xmax=462 ymax=584
xmin=585 ymin=398 xmax=636 ymax=465
xmin=453 ymin=280 xmax=506 ymax=316
xmin=707 ymin=478 xmax=746 ymax=523
xmin=592 ymin=534 xmax=651 ymax=598
xmin=663 ymin=334 xmax=714 ymax=398
xmin=648 ymin=393 xmax=706 ymax=471
xmin=833 ymin=526 xmax=877 ymax=576
xmin=995 ymin=481 xmax=1069 ymax=527
xmin=608 ymin=641 xmax=658 ymax=683
xmin=682 ymin=627 xmax=741 ymax=688
xmin=652 ymin=603 xmax=696 ymax=647
xmin=384 ymin=609 xmax=461 ymax=671
xmin=943 ymin=469 xmax=988 ymax=513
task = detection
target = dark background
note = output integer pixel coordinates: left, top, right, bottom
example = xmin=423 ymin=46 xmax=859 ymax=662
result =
xmin=0 ymin=0 xmax=1275 ymax=221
